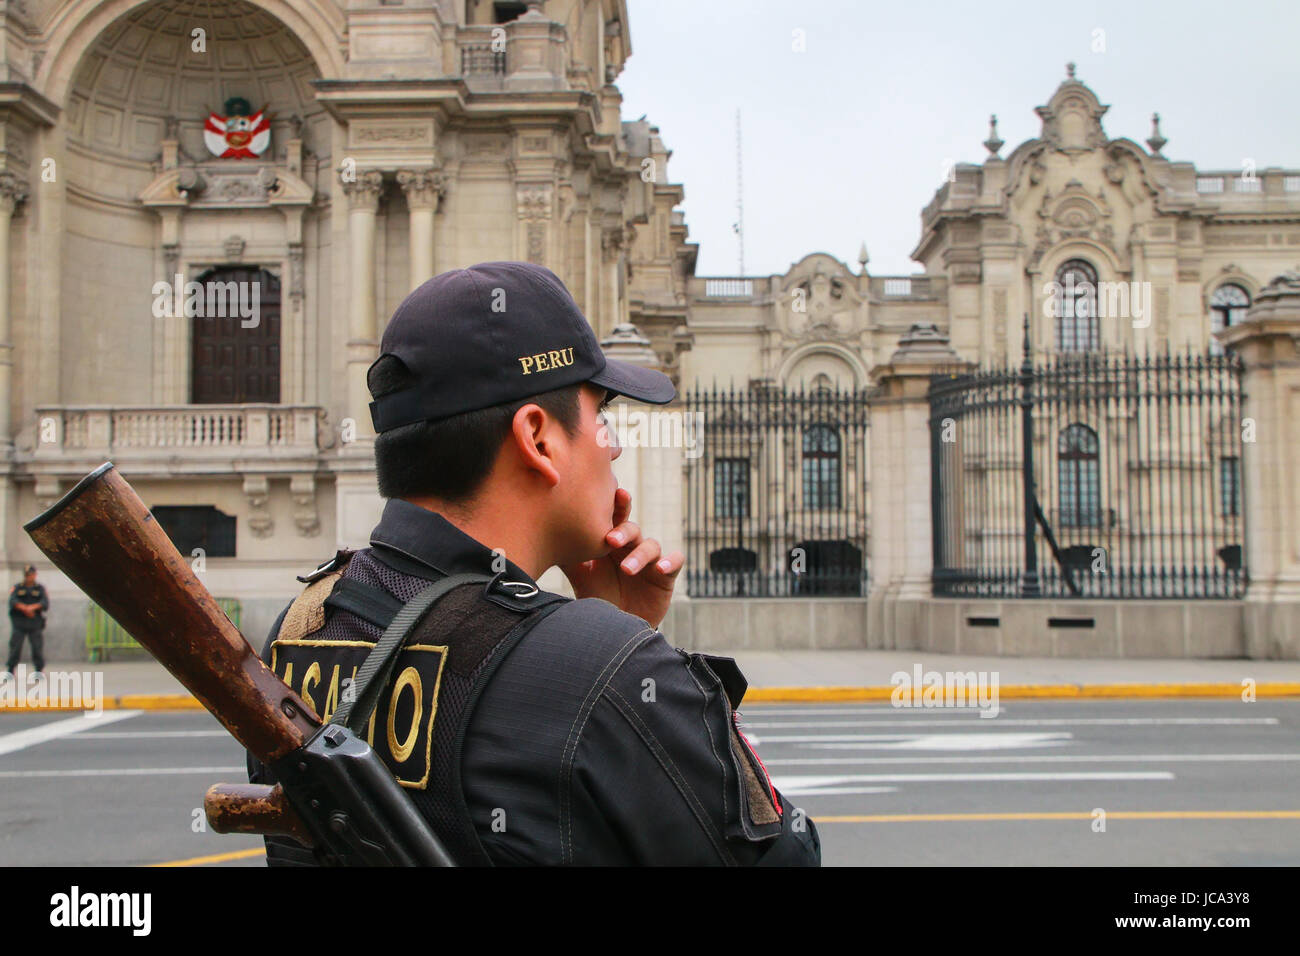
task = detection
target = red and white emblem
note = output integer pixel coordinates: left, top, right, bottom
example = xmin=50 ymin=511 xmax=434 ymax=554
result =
xmin=204 ymin=98 xmax=271 ymax=159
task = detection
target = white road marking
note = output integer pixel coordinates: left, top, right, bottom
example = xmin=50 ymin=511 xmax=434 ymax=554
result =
xmin=778 ymin=786 xmax=899 ymax=796
xmin=739 ymin=706 xmax=931 ymax=716
xmin=0 ymin=710 xmax=140 ymax=756
xmin=771 ymin=771 xmax=1175 ymax=792
xmin=764 ymin=752 xmax=1300 ymax=766
xmin=742 ymin=717 xmax=1280 ymax=730
xmin=870 ymin=732 xmax=1072 ymax=751
xmin=60 ymin=738 xmax=228 ymax=743
xmin=0 ymin=765 xmax=244 ymax=778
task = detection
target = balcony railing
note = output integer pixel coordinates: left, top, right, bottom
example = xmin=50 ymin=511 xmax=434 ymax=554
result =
xmin=33 ymin=405 xmax=325 ymax=460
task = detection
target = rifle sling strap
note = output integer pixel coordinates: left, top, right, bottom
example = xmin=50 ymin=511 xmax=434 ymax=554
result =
xmin=328 ymin=572 xmax=492 ymax=736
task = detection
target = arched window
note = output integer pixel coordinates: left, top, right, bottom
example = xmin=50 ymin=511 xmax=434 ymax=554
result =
xmin=1054 ymin=259 xmax=1099 ymax=352
xmin=1209 ymin=283 xmax=1250 ymax=355
xmin=1058 ymin=424 xmax=1100 ymax=527
xmin=802 ymin=424 xmax=840 ymax=510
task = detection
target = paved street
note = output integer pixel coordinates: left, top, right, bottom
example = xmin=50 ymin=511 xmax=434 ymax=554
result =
xmin=1 ymin=698 xmax=1297 ymax=866
xmin=748 ymin=698 xmax=1300 ymax=866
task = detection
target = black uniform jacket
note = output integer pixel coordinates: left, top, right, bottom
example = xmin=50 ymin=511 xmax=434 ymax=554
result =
xmin=251 ymin=499 xmax=821 ymax=866
xmin=9 ymin=583 xmax=47 ymax=628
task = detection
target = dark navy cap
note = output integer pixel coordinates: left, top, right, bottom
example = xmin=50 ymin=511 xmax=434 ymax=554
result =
xmin=369 ymin=261 xmax=676 ymax=432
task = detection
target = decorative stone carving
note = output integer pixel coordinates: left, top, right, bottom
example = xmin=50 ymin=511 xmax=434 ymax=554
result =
xmin=242 ymin=475 xmax=274 ymax=538
xmin=209 ymin=174 xmax=270 ymax=201
xmin=1155 ymin=287 xmax=1171 ymax=339
xmin=526 ymin=221 xmax=545 ymax=264
xmin=463 ymin=134 xmax=510 ymax=158
xmin=784 ymin=265 xmax=859 ymax=341
xmin=601 ymin=226 xmax=624 ymax=262
xmin=0 ymin=170 xmax=29 ymax=211
xmin=515 ymin=182 xmax=553 ymax=219
xmin=1030 ymin=180 xmax=1116 ymax=266
xmin=290 ymin=475 xmax=320 ymax=537
xmin=1036 ymin=64 xmax=1110 ymax=154
xmin=1028 ymin=156 xmax=1047 ymax=186
xmin=288 ymin=243 xmax=304 ymax=300
xmin=223 ymin=235 xmax=245 ymax=260
xmin=397 ymin=168 xmax=448 ymax=210
xmin=340 ymin=169 xmax=384 ymax=210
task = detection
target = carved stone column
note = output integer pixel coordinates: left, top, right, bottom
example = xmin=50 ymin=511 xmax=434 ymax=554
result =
xmin=0 ymin=170 xmax=28 ymax=448
xmin=516 ymin=182 xmax=552 ymax=268
xmin=341 ymin=169 xmax=384 ymax=442
xmin=342 ymin=170 xmax=384 ymax=341
xmin=397 ymin=169 xmax=446 ymax=291
xmin=601 ymin=226 xmax=624 ymax=340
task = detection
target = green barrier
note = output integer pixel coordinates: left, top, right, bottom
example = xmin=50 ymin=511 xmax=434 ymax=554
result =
xmin=85 ymin=598 xmax=242 ymax=663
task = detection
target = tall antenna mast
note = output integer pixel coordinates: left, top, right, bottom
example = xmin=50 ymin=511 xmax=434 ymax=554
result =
xmin=734 ymin=108 xmax=745 ymax=275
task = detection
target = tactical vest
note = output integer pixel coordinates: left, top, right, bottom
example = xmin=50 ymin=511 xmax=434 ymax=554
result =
xmin=257 ymin=546 xmax=569 ymax=866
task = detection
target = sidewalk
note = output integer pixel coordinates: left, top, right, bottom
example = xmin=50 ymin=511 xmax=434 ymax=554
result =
xmin=3 ymin=652 xmax=1300 ymax=711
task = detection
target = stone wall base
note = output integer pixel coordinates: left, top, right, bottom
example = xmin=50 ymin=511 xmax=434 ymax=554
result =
xmin=26 ymin=590 xmax=1300 ymax=662
xmin=669 ymin=594 xmax=1298 ymax=659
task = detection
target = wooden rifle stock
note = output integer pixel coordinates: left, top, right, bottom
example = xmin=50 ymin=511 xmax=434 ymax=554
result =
xmin=24 ymin=462 xmax=318 ymax=845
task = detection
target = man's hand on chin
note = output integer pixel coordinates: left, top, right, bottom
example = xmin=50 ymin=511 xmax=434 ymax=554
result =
xmin=558 ymin=487 xmax=684 ymax=630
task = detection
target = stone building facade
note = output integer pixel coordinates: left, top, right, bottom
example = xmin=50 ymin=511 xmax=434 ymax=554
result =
xmin=0 ymin=0 xmax=1295 ymax=657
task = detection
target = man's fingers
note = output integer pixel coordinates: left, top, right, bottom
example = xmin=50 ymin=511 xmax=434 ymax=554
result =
xmin=611 ymin=487 xmax=632 ymax=528
xmin=619 ymin=538 xmax=661 ymax=575
xmin=605 ymin=519 xmax=641 ymax=549
xmin=650 ymin=551 xmax=684 ymax=578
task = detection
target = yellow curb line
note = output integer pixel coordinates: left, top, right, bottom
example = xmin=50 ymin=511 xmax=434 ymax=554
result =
xmin=743 ymin=682 xmax=1300 ymax=702
xmin=2 ymin=681 xmax=1299 ymax=713
xmin=0 ymin=694 xmax=205 ymax=713
xmin=816 ymin=810 xmax=1300 ymax=823
xmin=149 ymin=847 xmax=266 ymax=867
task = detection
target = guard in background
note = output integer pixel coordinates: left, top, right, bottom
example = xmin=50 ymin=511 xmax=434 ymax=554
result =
xmin=247 ymin=262 xmax=821 ymax=866
xmin=6 ymin=564 xmax=48 ymax=677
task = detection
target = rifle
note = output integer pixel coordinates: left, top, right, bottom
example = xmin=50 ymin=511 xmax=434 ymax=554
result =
xmin=24 ymin=462 xmax=455 ymax=866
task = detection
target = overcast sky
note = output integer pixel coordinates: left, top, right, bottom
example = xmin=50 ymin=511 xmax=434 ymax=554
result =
xmin=616 ymin=0 xmax=1300 ymax=278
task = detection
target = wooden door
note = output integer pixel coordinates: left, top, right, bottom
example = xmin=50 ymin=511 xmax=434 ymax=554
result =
xmin=191 ymin=267 xmax=281 ymax=404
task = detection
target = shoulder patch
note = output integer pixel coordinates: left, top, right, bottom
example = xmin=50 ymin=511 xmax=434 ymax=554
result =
xmin=270 ymin=636 xmax=447 ymax=790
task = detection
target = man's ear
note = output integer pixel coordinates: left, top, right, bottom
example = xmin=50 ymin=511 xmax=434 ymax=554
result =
xmin=509 ymin=402 xmax=562 ymax=488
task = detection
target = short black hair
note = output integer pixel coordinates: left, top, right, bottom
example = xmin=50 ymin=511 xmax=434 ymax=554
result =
xmin=367 ymin=353 xmax=590 ymax=503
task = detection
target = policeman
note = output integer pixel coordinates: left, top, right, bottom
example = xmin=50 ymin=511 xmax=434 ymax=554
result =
xmin=248 ymin=261 xmax=820 ymax=866
xmin=6 ymin=564 xmax=49 ymax=679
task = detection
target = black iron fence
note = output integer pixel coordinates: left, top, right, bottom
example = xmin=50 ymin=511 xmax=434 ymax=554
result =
xmin=684 ymin=383 xmax=870 ymax=597
xmin=929 ymin=341 xmax=1246 ymax=598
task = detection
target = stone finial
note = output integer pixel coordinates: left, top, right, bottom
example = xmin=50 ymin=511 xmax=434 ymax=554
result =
xmin=1146 ymin=113 xmax=1167 ymax=156
xmin=1252 ymin=270 xmax=1300 ymax=308
xmin=857 ymin=241 xmax=869 ymax=272
xmin=599 ymin=323 xmax=661 ymax=371
xmin=887 ymin=322 xmax=961 ymax=363
xmin=1066 ymin=61 xmax=1076 ymax=80
xmin=984 ymin=114 xmax=1004 ymax=158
